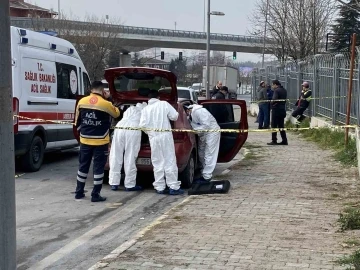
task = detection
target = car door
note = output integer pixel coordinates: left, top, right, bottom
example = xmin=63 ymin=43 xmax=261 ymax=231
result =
xmin=198 ymin=99 xmax=248 ymax=163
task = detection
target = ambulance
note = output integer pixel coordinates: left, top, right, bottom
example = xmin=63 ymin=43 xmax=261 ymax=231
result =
xmin=11 ymin=27 xmax=91 ymax=172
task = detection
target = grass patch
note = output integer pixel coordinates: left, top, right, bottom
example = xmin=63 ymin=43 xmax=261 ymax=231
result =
xmin=344 ymin=239 xmax=360 ymax=247
xmin=336 ymin=249 xmax=360 ymax=270
xmin=286 ymin=118 xmax=357 ymax=167
xmin=338 ymin=207 xmax=360 ymax=231
xmin=243 ymin=152 xmax=261 ymax=161
xmin=244 ymin=142 xmax=263 ymax=149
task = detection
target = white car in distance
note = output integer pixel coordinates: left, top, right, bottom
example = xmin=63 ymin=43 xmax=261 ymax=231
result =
xmin=159 ymin=86 xmax=198 ymax=103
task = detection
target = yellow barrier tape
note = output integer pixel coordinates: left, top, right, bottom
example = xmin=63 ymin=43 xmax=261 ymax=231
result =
xmin=14 ymin=115 xmax=358 ymax=133
xmin=250 ymin=95 xmax=349 ymax=104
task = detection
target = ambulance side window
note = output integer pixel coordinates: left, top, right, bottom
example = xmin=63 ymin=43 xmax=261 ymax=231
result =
xmin=83 ymin=73 xmax=91 ymax=95
xmin=56 ymin=63 xmax=78 ymax=99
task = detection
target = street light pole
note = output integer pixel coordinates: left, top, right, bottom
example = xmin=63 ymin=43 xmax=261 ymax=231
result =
xmin=0 ymin=0 xmax=17 ymax=269
xmin=58 ymin=0 xmax=61 ymax=19
xmin=261 ymin=0 xmax=269 ymax=68
xmin=206 ymin=0 xmax=211 ymax=99
xmin=203 ymin=0 xmax=206 ymax=32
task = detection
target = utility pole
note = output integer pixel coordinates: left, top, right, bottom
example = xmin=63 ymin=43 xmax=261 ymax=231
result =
xmin=0 ymin=0 xmax=17 ymax=269
xmin=312 ymin=0 xmax=316 ymax=55
xmin=175 ymin=21 xmax=177 ymax=30
xmin=345 ymin=33 xmax=357 ymax=145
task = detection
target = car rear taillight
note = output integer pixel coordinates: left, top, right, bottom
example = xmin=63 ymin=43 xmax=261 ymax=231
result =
xmin=13 ymin=97 xmax=19 ymax=134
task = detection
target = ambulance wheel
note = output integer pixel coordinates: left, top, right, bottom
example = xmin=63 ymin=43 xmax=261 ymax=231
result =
xmin=22 ymin=136 xmax=44 ymax=172
xmin=179 ymin=153 xmax=195 ymax=188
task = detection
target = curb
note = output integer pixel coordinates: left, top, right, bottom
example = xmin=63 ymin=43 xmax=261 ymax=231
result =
xmin=88 ymin=196 xmax=193 ymax=270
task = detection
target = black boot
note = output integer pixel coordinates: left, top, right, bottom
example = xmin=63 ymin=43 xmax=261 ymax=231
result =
xmin=75 ymin=181 xmax=85 ymax=199
xmin=267 ymin=141 xmax=277 ymax=145
xmin=277 ymin=141 xmax=288 ymax=145
xmin=91 ymin=184 xmax=106 ymax=202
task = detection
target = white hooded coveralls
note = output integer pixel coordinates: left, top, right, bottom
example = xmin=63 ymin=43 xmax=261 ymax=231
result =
xmin=139 ymin=98 xmax=181 ymax=191
xmin=109 ymin=103 xmax=146 ymax=188
xmin=190 ymin=104 xmax=221 ymax=180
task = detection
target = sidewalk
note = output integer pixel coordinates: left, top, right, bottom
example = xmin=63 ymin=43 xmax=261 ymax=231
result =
xmin=97 ymin=117 xmax=358 ymax=270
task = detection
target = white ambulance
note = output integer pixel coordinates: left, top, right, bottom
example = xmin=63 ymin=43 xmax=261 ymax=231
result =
xmin=11 ymin=27 xmax=91 ymax=172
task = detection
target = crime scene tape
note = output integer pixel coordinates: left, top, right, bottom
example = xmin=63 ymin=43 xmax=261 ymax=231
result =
xmin=14 ymin=115 xmax=358 ymax=133
xmin=250 ymin=95 xmax=349 ymax=104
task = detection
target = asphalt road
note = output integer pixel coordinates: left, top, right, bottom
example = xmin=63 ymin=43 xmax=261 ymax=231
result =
xmin=15 ymin=95 xmax=249 ymax=269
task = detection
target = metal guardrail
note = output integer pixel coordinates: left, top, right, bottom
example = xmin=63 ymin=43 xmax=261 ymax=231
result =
xmin=10 ymin=17 xmax=272 ymax=45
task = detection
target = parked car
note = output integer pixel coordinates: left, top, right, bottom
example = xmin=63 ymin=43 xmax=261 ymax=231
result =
xmin=73 ymin=67 xmax=248 ymax=187
xmin=159 ymin=86 xmax=198 ymax=103
xmin=102 ymin=79 xmax=109 ymax=91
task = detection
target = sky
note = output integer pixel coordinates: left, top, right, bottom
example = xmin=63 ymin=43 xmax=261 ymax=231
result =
xmin=29 ymin=0 xmax=263 ymax=62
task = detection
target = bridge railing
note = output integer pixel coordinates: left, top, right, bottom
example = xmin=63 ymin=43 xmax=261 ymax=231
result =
xmin=10 ymin=17 xmax=273 ymax=44
xmin=251 ymin=49 xmax=360 ymax=126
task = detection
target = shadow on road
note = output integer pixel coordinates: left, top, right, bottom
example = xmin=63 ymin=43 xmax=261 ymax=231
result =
xmin=15 ymin=148 xmax=79 ymax=174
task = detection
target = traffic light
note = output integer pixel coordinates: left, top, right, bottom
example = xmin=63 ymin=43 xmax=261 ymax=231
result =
xmin=161 ymin=51 xmax=164 ymax=60
xmin=179 ymin=52 xmax=183 ymax=61
xmin=232 ymin=51 xmax=237 ymax=60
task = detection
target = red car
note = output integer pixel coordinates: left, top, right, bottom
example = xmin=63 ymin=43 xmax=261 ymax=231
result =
xmin=74 ymin=67 xmax=248 ymax=187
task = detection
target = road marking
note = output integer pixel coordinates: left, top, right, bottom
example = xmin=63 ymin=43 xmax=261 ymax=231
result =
xmin=88 ymin=196 xmax=192 ymax=270
xmin=28 ymin=193 xmax=155 ymax=270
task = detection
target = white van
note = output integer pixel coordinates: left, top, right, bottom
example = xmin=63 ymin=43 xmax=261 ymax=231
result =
xmin=11 ymin=27 xmax=91 ymax=171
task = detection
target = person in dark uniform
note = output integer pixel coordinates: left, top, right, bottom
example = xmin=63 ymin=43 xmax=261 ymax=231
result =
xmin=74 ymin=81 xmax=121 ymax=202
xmin=211 ymin=81 xmax=222 ymax=98
xmin=268 ymin=80 xmax=288 ymax=146
xmin=213 ymin=86 xmax=228 ymax=99
xmin=210 ymin=86 xmax=229 ymax=123
xmin=292 ymin=81 xmax=312 ymax=125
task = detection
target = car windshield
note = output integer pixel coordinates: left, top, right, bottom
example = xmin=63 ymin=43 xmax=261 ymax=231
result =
xmin=113 ymin=73 xmax=171 ymax=92
xmin=178 ymin=90 xmax=191 ymax=99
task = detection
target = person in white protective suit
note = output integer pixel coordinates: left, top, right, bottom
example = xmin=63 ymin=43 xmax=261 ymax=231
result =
xmin=184 ymin=104 xmax=221 ymax=183
xmin=139 ymin=89 xmax=184 ymax=195
xmin=109 ymin=102 xmax=147 ymax=191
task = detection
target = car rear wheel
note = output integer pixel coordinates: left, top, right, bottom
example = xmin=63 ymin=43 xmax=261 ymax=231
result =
xmin=21 ymin=136 xmax=44 ymax=172
xmin=179 ymin=153 xmax=195 ymax=188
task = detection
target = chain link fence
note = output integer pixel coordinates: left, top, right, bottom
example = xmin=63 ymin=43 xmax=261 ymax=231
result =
xmin=251 ymin=49 xmax=360 ymax=125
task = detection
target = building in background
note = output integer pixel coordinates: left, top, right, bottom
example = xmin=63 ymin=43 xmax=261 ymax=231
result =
xmin=10 ymin=0 xmax=57 ymax=18
xmin=142 ymin=58 xmax=170 ymax=70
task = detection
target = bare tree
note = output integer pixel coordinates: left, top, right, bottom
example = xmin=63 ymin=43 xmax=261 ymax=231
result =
xmin=250 ymin=0 xmax=336 ymax=61
xmin=335 ymin=0 xmax=360 ymax=11
xmin=29 ymin=13 xmax=126 ymax=80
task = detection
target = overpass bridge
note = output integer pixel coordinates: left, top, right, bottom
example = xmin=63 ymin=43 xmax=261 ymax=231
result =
xmin=10 ymin=17 xmax=274 ymax=54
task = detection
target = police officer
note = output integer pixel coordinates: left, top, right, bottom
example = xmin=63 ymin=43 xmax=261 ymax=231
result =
xmin=211 ymin=81 xmax=222 ymax=98
xmin=268 ymin=80 xmax=288 ymax=146
xmin=74 ymin=81 xmax=120 ymax=202
xmin=292 ymin=81 xmax=312 ymax=125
